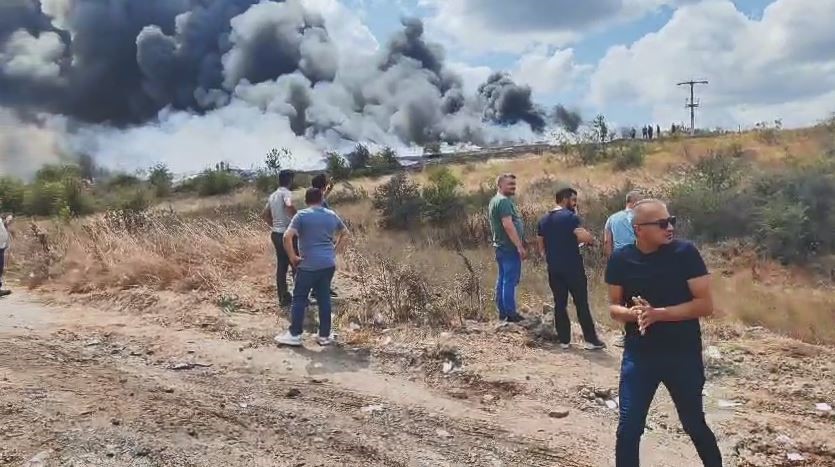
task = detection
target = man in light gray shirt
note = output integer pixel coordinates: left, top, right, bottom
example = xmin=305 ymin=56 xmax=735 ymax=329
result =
xmin=262 ymin=170 xmax=297 ymax=306
xmin=0 ymin=206 xmax=13 ymax=297
xmin=275 ymin=188 xmax=349 ymax=347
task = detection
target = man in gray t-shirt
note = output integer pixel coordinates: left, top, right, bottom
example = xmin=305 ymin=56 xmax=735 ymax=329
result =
xmin=275 ymin=188 xmax=349 ymax=347
xmin=262 ymin=170 xmax=297 ymax=306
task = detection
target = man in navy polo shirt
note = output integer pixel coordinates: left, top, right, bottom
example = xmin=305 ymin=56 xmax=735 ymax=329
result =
xmin=605 ymin=199 xmax=721 ymax=467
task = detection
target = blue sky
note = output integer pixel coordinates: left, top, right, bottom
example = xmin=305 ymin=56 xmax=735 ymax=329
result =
xmin=332 ymin=0 xmax=834 ymax=130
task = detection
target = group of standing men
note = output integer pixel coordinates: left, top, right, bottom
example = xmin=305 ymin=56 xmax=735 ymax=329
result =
xmin=489 ymin=174 xmax=722 ymax=466
xmin=262 ymin=170 xmax=349 ymax=347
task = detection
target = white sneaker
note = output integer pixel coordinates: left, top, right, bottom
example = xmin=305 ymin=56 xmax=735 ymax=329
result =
xmin=560 ymin=343 xmax=571 ymax=350
xmin=316 ymin=333 xmax=337 ymax=346
xmin=584 ymin=341 xmax=607 ymax=351
xmin=274 ymin=331 xmax=303 ymax=347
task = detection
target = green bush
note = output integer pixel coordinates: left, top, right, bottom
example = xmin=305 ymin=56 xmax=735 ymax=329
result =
xmin=325 ymin=152 xmax=351 ymax=181
xmin=372 ymin=173 xmax=424 ymax=230
xmin=107 ymin=173 xmax=142 ymax=189
xmin=422 ymin=167 xmax=464 ymax=225
xmin=364 ymin=147 xmax=401 ymax=176
xmin=148 ymin=163 xmax=173 ymax=198
xmin=254 ymin=170 xmax=278 ymax=194
xmin=23 ymin=166 xmax=95 ymax=217
xmin=0 ymin=176 xmax=26 ymax=213
xmin=346 ymin=144 xmax=371 ymax=170
xmin=110 ymin=188 xmax=153 ymax=212
xmin=612 ymin=144 xmax=646 ymax=170
xmin=327 ymin=184 xmax=368 ymax=206
xmin=194 ymin=168 xmax=243 ymax=197
xmin=754 ymin=201 xmax=810 ymax=263
xmin=24 ymin=181 xmax=68 ymax=216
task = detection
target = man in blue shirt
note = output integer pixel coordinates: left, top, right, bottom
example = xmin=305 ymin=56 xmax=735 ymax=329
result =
xmin=275 ymin=188 xmax=350 ymax=347
xmin=606 ymin=199 xmax=721 ymax=467
xmin=605 ymin=190 xmax=643 ymax=347
xmin=537 ymin=187 xmax=605 ymax=350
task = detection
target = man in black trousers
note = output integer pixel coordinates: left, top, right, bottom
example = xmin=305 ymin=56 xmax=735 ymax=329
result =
xmin=537 ymin=187 xmax=606 ymax=350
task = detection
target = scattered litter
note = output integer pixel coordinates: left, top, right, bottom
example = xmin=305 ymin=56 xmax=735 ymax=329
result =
xmin=312 ymin=363 xmax=323 ymax=369
xmin=360 ymin=404 xmax=384 ymax=414
xmin=239 ymin=403 xmax=248 ymax=409
xmin=705 ymin=346 xmax=722 ymax=360
xmin=436 ymin=429 xmax=453 ymax=438
xmin=787 ymin=453 xmax=805 ymax=462
xmin=348 ymin=322 xmax=361 ymax=331
xmin=482 ymin=394 xmax=496 ymax=403
xmin=605 ymin=400 xmax=618 ymax=410
xmin=775 ymin=434 xmax=795 ymax=447
xmin=442 ymin=361 xmax=454 ymax=374
xmin=24 ymin=450 xmax=50 ymax=467
xmin=381 ymin=337 xmax=392 ymax=346
xmin=85 ymin=339 xmax=101 ymax=347
xmin=168 ymin=362 xmax=212 ymax=371
xmin=815 ymin=403 xmax=832 ymax=412
xmin=717 ymin=400 xmax=741 ymax=409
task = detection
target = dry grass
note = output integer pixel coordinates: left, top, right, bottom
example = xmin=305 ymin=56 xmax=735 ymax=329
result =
xmin=7 ymin=126 xmax=835 ymax=345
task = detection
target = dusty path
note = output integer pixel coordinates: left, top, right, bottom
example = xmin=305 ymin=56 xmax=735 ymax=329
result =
xmin=1 ymin=292 xmax=833 ymax=466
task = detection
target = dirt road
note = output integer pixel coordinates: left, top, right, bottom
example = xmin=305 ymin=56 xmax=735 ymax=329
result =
xmin=1 ymin=292 xmax=833 ymax=466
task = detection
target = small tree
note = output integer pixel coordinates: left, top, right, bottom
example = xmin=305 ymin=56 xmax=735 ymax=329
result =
xmin=325 ymin=152 xmax=351 ymax=181
xmin=422 ymin=167 xmax=464 ymax=225
xmin=265 ymin=147 xmax=291 ymax=176
xmin=148 ymin=163 xmax=174 ymax=198
xmin=347 ymin=144 xmax=371 ymax=170
xmin=592 ymin=114 xmax=608 ymax=143
xmin=372 ymin=173 xmax=424 ymax=230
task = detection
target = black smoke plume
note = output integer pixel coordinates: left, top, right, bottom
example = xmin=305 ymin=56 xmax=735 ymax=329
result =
xmin=478 ymin=72 xmax=546 ymax=133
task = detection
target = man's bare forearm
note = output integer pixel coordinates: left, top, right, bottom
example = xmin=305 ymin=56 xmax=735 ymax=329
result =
xmin=658 ymin=298 xmax=713 ymax=322
xmin=610 ymin=305 xmax=638 ymax=323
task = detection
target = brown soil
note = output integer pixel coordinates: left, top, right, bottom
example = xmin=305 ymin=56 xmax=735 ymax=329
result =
xmin=1 ymin=291 xmax=833 ymax=466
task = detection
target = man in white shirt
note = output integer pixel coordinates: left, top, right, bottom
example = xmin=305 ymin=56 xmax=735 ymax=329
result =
xmin=261 ymin=170 xmax=297 ymax=306
xmin=0 ymin=206 xmax=13 ymax=297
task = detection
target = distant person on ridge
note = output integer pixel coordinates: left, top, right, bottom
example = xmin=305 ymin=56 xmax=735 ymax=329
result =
xmin=648 ymin=125 xmax=654 ymax=140
xmin=642 ymin=126 xmax=648 ymax=139
xmin=604 ymin=190 xmax=643 ymax=347
xmin=275 ymin=188 xmax=349 ymax=347
xmin=606 ymin=199 xmax=721 ymax=467
xmin=489 ymin=173 xmax=526 ymax=323
xmin=656 ymin=125 xmax=662 ymax=139
xmin=0 ymin=208 xmax=13 ymax=297
xmin=262 ymin=169 xmax=297 ymax=307
xmin=537 ymin=187 xmax=606 ymax=350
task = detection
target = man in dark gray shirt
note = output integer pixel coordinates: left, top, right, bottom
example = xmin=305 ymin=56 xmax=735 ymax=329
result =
xmin=275 ymin=188 xmax=349 ymax=347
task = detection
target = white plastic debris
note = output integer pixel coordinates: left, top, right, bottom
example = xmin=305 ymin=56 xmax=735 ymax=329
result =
xmin=815 ymin=402 xmax=832 ymax=412
xmin=360 ymin=404 xmax=384 ymax=414
xmin=787 ymin=453 xmax=805 ymax=462
xmin=717 ymin=400 xmax=741 ymax=408
xmin=436 ymin=429 xmax=453 ymax=438
xmin=605 ymin=400 xmax=618 ymax=410
xmin=705 ymin=346 xmax=722 ymax=360
xmin=442 ymin=361 xmax=454 ymax=374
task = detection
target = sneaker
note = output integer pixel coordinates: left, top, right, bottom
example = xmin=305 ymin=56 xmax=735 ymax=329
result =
xmin=316 ymin=335 xmax=336 ymax=346
xmin=505 ymin=314 xmax=525 ymax=323
xmin=0 ymin=289 xmax=11 ymax=297
xmin=584 ymin=340 xmax=607 ymax=351
xmin=274 ymin=331 xmax=303 ymax=347
xmin=560 ymin=343 xmax=571 ymax=350
xmin=614 ymin=334 xmax=625 ymax=348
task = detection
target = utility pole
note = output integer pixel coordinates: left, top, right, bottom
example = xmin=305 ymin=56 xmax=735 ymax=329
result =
xmin=677 ymin=80 xmax=708 ymax=135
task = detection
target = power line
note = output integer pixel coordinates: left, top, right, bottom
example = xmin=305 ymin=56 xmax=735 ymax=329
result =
xmin=677 ymin=80 xmax=709 ymax=135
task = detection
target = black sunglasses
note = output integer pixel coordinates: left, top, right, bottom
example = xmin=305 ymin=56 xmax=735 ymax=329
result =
xmin=636 ymin=216 xmax=677 ymax=229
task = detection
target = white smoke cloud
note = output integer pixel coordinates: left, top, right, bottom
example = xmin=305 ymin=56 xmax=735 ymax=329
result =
xmin=0 ymin=108 xmax=69 ymax=179
xmin=0 ymin=30 xmax=64 ymax=81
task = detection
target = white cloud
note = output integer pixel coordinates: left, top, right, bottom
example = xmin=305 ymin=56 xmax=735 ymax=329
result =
xmin=419 ymin=0 xmax=693 ymax=53
xmin=589 ymin=0 xmax=835 ymax=128
xmin=512 ymin=47 xmax=591 ymax=96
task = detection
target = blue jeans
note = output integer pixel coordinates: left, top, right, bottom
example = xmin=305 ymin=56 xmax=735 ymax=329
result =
xmin=289 ymin=267 xmax=336 ymax=337
xmin=494 ymin=247 xmax=521 ymax=319
xmin=616 ymin=346 xmax=722 ymax=467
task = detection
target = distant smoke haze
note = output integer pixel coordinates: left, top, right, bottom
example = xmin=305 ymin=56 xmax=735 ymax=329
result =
xmin=0 ymin=0 xmax=553 ymax=175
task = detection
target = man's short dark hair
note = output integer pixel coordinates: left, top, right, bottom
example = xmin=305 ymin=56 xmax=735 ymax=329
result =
xmin=278 ymin=169 xmax=295 ymax=187
xmin=311 ymin=173 xmax=328 ymax=190
xmin=305 ymin=187 xmax=323 ymax=205
xmin=555 ymin=187 xmax=578 ymax=203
